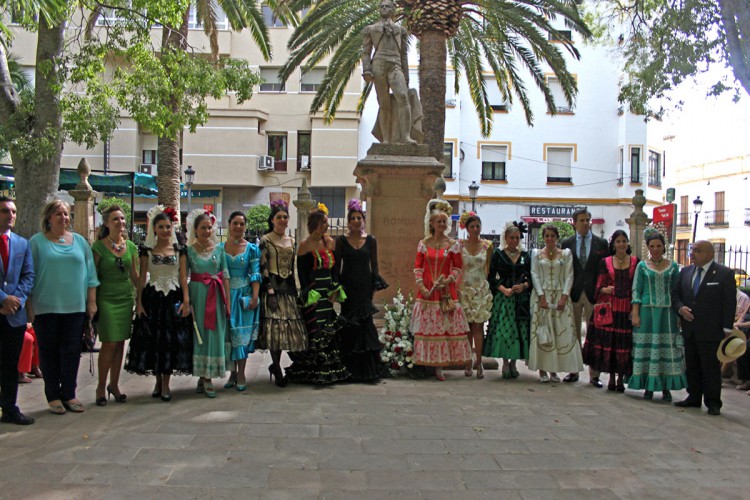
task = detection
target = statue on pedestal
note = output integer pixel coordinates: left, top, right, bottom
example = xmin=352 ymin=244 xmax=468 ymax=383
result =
xmin=362 ymin=0 xmax=423 ymax=145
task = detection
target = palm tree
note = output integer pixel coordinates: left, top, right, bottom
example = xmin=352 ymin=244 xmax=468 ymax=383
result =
xmin=280 ymin=0 xmax=590 ymax=161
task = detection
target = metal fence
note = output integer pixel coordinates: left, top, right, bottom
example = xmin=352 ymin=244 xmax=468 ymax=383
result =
xmin=675 ymin=244 xmax=750 ymax=280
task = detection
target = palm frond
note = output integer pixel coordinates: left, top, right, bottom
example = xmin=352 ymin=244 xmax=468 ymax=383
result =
xmin=197 ymin=0 xmax=220 ymax=61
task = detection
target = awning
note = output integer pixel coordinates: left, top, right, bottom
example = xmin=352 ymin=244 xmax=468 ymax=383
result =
xmin=522 ymin=216 xmax=605 ymax=225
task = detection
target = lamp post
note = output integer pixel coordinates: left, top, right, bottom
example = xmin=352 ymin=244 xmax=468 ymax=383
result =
xmin=184 ymin=165 xmax=195 ymax=213
xmin=469 ymin=180 xmax=479 ymax=212
xmin=692 ymin=195 xmax=703 ymax=243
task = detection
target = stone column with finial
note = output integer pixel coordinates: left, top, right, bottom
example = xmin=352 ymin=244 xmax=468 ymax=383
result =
xmin=626 ymin=188 xmax=652 ymax=260
xmin=293 ymin=179 xmax=317 ymax=242
xmin=68 ymin=158 xmax=99 ymax=243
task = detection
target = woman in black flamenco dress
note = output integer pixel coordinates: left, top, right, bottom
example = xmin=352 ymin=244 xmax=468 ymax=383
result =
xmin=335 ymin=200 xmax=387 ymax=382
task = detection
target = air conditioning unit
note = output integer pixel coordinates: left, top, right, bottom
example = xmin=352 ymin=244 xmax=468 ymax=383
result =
xmin=257 ymin=155 xmax=275 ymax=171
xmin=445 ymin=98 xmax=457 ymax=107
xmin=300 ymin=155 xmax=310 ymax=170
xmin=139 ymin=163 xmax=157 ymax=176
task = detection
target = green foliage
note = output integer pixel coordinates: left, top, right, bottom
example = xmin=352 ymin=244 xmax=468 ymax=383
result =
xmin=585 ymin=0 xmax=744 ymax=118
xmin=536 ymin=220 xmax=575 ymax=246
xmin=97 ymin=196 xmax=132 ymax=225
xmin=246 ymin=204 xmax=271 ymax=234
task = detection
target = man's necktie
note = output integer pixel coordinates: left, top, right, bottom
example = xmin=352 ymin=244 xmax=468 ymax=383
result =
xmin=0 ymin=234 xmax=8 ymax=272
xmin=579 ymin=237 xmax=587 ymax=268
xmin=692 ymin=267 xmax=703 ymax=297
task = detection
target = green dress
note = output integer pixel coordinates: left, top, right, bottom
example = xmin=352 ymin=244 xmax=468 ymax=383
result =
xmin=92 ymin=239 xmax=137 ymax=342
xmin=188 ymin=246 xmax=229 ymax=379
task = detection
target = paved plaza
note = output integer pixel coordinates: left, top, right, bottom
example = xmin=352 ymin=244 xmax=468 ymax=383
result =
xmin=2 ymin=351 xmax=750 ymax=499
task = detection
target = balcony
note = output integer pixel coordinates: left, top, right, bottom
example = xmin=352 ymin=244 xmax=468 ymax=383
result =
xmin=705 ymin=210 xmax=729 ymax=228
xmin=676 ymin=212 xmax=691 ymax=230
xmin=745 ymin=208 xmax=750 ymax=226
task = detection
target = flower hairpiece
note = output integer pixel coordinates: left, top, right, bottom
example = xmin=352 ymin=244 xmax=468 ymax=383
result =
xmin=271 ymin=199 xmax=288 ymax=211
xmin=317 ymin=202 xmax=329 ymax=215
xmin=204 ymin=211 xmax=216 ymax=224
xmin=458 ymin=211 xmax=477 ymax=230
xmin=347 ymin=198 xmax=363 ymax=214
xmin=163 ymin=206 xmax=178 ymax=223
xmin=513 ymin=220 xmax=528 ymax=238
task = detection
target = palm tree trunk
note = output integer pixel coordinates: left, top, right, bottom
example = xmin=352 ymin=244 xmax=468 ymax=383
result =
xmin=418 ymin=30 xmax=447 ymax=162
xmin=156 ymin=10 xmax=190 ymax=216
xmin=13 ymin=17 xmax=66 ymax=237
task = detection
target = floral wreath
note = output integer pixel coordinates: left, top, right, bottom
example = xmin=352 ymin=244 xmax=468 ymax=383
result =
xmin=271 ymin=199 xmax=288 ymax=212
xmin=347 ymin=198 xmax=363 ymax=214
xmin=458 ymin=211 xmax=477 ymax=230
xmin=145 ymin=204 xmax=178 ymax=248
xmin=186 ymin=208 xmax=218 ymax=247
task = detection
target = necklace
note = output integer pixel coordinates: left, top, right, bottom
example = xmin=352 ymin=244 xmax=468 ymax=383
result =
xmin=615 ymin=254 xmax=628 ymax=265
xmin=51 ymin=232 xmax=66 ymax=243
xmin=650 ymin=256 xmax=664 ymax=265
xmin=233 ymin=238 xmax=245 ymax=245
xmin=108 ymin=235 xmax=124 ymax=252
xmin=506 ymin=247 xmax=519 ymax=255
xmin=195 ymin=240 xmax=213 ymax=253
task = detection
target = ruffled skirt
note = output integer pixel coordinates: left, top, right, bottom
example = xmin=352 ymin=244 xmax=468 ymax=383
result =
xmin=257 ymin=291 xmax=308 ymax=352
xmin=459 ymin=282 xmax=492 ymax=323
xmin=411 ymin=299 xmax=471 ymax=366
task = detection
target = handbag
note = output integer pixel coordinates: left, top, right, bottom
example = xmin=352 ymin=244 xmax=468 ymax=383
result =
xmin=82 ymin=317 xmax=97 ymax=376
xmin=439 ymin=294 xmax=457 ymax=314
xmin=593 ymin=302 xmax=613 ymax=328
xmin=537 ymin=324 xmax=553 ymax=348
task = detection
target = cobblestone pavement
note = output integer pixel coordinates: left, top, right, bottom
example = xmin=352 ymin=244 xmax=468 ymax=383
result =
xmin=2 ymin=351 xmax=750 ymax=499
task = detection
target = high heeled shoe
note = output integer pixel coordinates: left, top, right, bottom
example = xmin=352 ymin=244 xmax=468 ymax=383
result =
xmin=161 ymin=393 xmax=172 ymax=402
xmin=95 ymin=390 xmax=107 ymax=407
xmin=268 ymin=365 xmax=287 ymax=387
xmin=475 ymin=361 xmax=485 ymax=379
xmin=435 ymin=368 xmax=446 ymax=381
xmin=106 ymin=385 xmax=127 ymax=403
xmin=224 ymin=372 xmax=237 ymax=389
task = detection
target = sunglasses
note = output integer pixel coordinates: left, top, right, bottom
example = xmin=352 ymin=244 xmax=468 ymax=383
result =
xmin=115 ymin=256 xmax=125 ymax=273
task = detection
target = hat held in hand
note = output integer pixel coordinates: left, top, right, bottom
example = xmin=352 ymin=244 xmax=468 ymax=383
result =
xmin=717 ymin=329 xmax=747 ymax=363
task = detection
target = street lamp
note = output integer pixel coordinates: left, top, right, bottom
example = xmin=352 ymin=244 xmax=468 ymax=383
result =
xmin=692 ymin=195 xmax=703 ymax=242
xmin=469 ymin=180 xmax=479 ymax=212
xmin=184 ymin=165 xmax=195 ymax=213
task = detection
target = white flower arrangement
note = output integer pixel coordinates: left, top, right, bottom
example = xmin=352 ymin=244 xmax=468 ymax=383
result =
xmin=379 ymin=288 xmax=416 ymax=377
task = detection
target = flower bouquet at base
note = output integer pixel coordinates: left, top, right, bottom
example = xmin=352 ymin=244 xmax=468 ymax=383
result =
xmin=379 ymin=286 xmax=434 ymax=379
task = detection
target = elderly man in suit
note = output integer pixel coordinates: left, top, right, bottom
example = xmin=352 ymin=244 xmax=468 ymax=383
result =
xmin=560 ymin=208 xmax=609 ymax=385
xmin=362 ymin=0 xmax=415 ymax=144
xmin=672 ymin=240 xmax=735 ymax=416
xmin=0 ymin=196 xmax=35 ymax=425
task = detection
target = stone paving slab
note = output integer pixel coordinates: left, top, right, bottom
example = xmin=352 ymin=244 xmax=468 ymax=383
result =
xmin=2 ymin=350 xmax=750 ymax=499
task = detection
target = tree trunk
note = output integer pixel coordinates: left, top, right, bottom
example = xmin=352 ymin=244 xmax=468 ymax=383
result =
xmin=718 ymin=0 xmax=750 ymax=98
xmin=419 ymin=30 xmax=447 ymax=162
xmin=156 ymin=10 xmax=190 ymax=218
xmin=13 ymin=17 xmax=66 ymax=238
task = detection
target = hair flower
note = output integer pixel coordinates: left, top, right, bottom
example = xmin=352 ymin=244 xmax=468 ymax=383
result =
xmin=458 ymin=211 xmax=477 ymax=230
xmin=271 ymin=199 xmax=288 ymax=211
xmin=317 ymin=202 xmax=329 ymax=215
xmin=163 ymin=206 xmax=178 ymax=223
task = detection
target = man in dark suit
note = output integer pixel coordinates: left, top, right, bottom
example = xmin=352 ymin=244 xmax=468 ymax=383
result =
xmin=560 ymin=208 xmax=609 ymax=385
xmin=0 ymin=196 xmax=35 ymax=425
xmin=671 ymin=240 xmax=735 ymax=416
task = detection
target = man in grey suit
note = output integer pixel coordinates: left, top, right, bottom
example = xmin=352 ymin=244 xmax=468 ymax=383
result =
xmin=0 ymin=196 xmax=35 ymax=425
xmin=560 ymin=208 xmax=609 ymax=385
xmin=672 ymin=240 xmax=735 ymax=415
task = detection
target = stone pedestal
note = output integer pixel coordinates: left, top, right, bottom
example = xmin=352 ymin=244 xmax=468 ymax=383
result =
xmin=69 ymin=158 xmax=99 ymax=243
xmin=626 ymin=189 xmax=652 ymax=260
xmin=354 ymin=143 xmax=444 ymax=307
xmin=293 ymin=179 xmax=317 ymax=240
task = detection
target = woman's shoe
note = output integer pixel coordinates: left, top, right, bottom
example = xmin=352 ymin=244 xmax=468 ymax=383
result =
xmin=204 ymin=381 xmax=216 ymax=398
xmin=106 ymin=385 xmax=127 ymax=403
xmin=435 ymin=367 xmax=446 ymax=381
xmin=550 ymin=373 xmax=561 ymax=384
xmin=196 ymin=379 xmax=205 ymax=394
xmin=539 ymin=372 xmax=550 ymax=383
xmin=464 ymin=361 xmax=473 ymax=377
xmin=224 ymin=372 xmax=237 ymax=389
xmin=48 ymin=401 xmax=66 ymax=415
xmin=736 ymin=381 xmax=750 ymax=390
xmin=501 ymin=365 xmax=511 ymax=379
xmin=644 ymin=390 xmax=653 ymax=400
xmin=62 ymin=400 xmax=85 ymax=413
xmin=475 ymin=362 xmax=485 ymax=379
xmin=18 ymin=374 xmax=32 ymax=384
xmin=95 ymin=389 xmax=107 ymax=406
xmin=30 ymin=365 xmax=43 ymax=378
xmin=662 ymin=390 xmax=672 ymax=402
xmin=268 ymin=365 xmax=288 ymax=387
xmin=161 ymin=393 xmax=172 ymax=402
xmin=616 ymin=384 xmax=626 ymax=393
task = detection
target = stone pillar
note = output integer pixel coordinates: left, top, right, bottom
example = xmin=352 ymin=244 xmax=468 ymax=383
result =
xmin=68 ymin=158 xmax=99 ymax=243
xmin=293 ymin=179 xmax=317 ymax=241
xmin=626 ymin=189 xmax=652 ymax=260
xmin=354 ymin=143 xmax=445 ymax=306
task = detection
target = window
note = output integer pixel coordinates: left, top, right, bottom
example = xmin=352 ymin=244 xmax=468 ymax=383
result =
xmin=96 ymin=5 xmax=127 ymax=25
xmin=481 ymin=145 xmax=507 ymax=181
xmin=443 ymin=143 xmax=453 ymax=178
xmin=618 ymin=147 xmax=624 ymax=185
xmin=300 ymin=68 xmax=325 ymax=93
xmin=483 ymin=77 xmax=509 ymax=112
xmin=546 ymin=76 xmax=573 ymax=113
xmin=715 ymin=191 xmax=726 ymax=225
xmin=648 ymin=150 xmax=661 ymax=187
xmin=262 ymin=4 xmax=286 ymax=27
xmin=259 ymin=68 xmax=285 ymax=92
xmin=297 ymin=132 xmax=311 ymax=171
xmin=676 ymin=239 xmax=689 ymax=266
xmin=546 ymin=147 xmax=572 ymax=183
xmin=267 ymin=133 xmax=287 ymax=172
xmin=142 ymin=150 xmax=158 ymax=165
xmin=630 ymin=146 xmax=641 ymax=183
xmin=713 ymin=242 xmax=726 ymax=265
xmin=548 ymin=30 xmax=572 ymax=42
xmin=679 ymin=195 xmax=689 ymax=226
xmin=186 ymin=4 xmax=228 ymax=29
xmin=309 ymin=187 xmax=346 ymax=218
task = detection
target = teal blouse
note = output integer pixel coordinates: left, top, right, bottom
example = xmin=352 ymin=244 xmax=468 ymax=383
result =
xmin=30 ymin=232 xmax=100 ymax=315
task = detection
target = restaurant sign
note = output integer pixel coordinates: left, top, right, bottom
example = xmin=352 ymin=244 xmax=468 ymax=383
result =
xmin=529 ymin=205 xmax=586 ymax=217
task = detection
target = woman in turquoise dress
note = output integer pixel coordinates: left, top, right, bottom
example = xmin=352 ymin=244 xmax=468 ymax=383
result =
xmin=286 ymin=206 xmax=350 ymax=385
xmin=92 ymin=205 xmax=138 ymax=406
xmin=484 ymin=223 xmax=532 ymax=379
xmin=221 ymin=211 xmax=261 ymax=391
xmin=629 ymin=230 xmax=686 ymax=401
xmin=187 ymin=210 xmax=230 ymax=398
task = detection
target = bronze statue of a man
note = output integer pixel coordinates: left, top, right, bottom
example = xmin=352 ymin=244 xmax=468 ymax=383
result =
xmin=362 ymin=0 xmax=416 ymax=144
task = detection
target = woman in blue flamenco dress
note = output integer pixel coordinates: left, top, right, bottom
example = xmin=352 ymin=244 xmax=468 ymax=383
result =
xmin=221 ymin=211 xmax=261 ymax=391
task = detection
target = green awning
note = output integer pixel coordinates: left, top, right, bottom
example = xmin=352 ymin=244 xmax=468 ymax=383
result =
xmin=1 ymin=166 xmax=161 ymax=197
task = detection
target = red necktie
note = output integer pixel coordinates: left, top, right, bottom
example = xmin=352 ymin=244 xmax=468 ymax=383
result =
xmin=0 ymin=234 xmax=8 ymax=272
